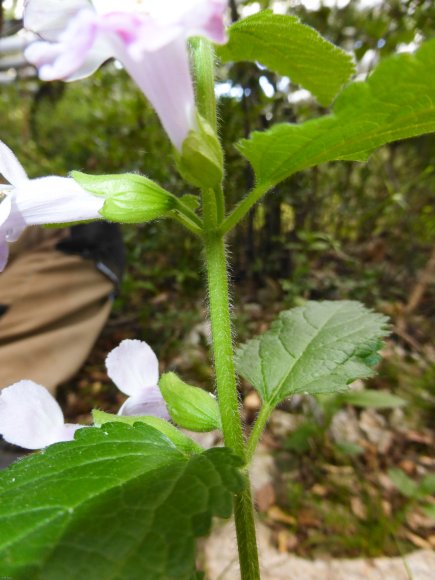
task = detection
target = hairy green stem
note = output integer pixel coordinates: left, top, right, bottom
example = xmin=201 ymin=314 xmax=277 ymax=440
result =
xmin=193 ymin=35 xmax=260 ymax=579
xmin=190 ymin=37 xmax=218 ymax=132
xmin=246 ymin=403 xmax=272 ymax=463
xmin=174 ymin=197 xmax=203 ymax=228
xmin=191 ymin=37 xmax=225 ymax=223
xmin=203 ymin=230 xmax=260 ymax=579
xmin=221 ymin=182 xmax=271 ymax=234
xmin=203 ymin=232 xmax=244 ymax=454
xmin=170 ymin=212 xmax=203 ymax=237
xmin=234 ymin=482 xmax=261 ymax=580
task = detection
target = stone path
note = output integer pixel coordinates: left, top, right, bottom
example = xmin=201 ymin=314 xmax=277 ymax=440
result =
xmin=205 ymin=521 xmax=435 ymax=579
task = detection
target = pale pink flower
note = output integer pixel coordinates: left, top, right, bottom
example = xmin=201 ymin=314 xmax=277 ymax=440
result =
xmin=106 ymin=339 xmax=169 ymax=419
xmin=0 ymin=140 xmax=104 ymax=271
xmin=24 ymin=0 xmax=228 ymax=149
xmin=0 ymin=340 xmax=168 ymax=450
xmin=0 ymin=381 xmax=82 ymax=449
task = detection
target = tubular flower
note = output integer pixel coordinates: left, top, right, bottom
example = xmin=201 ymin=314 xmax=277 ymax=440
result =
xmin=0 ymin=140 xmax=104 ymax=272
xmin=0 ymin=381 xmax=82 ymax=450
xmin=106 ymin=339 xmax=169 ymax=420
xmin=24 ymin=0 xmax=228 ymax=150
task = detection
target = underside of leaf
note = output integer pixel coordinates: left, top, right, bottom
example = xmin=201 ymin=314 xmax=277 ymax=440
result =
xmin=217 ymin=10 xmax=355 ymax=106
xmin=238 ymin=40 xmax=435 ymax=188
xmin=236 ymin=301 xmax=389 ymax=407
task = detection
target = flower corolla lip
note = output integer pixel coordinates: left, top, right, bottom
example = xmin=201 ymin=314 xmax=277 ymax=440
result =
xmin=105 ymin=339 xmax=169 ymax=420
xmin=0 ymin=140 xmax=104 ymax=272
xmin=24 ymin=0 xmax=228 ymax=150
xmin=0 ymin=340 xmax=170 ymax=449
xmin=0 ymin=380 xmax=82 ymax=450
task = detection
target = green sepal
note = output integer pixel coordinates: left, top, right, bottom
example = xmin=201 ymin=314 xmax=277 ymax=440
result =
xmin=43 ymin=219 xmax=96 ymax=229
xmin=159 ymin=372 xmax=222 ymax=432
xmin=175 ymin=116 xmax=224 ymax=189
xmin=180 ymin=194 xmax=200 ymax=211
xmin=92 ymin=410 xmax=203 ymax=454
xmin=72 ymin=171 xmax=176 ymax=224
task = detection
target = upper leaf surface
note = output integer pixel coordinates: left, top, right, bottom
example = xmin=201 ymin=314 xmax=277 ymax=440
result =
xmin=92 ymin=409 xmax=204 ymax=454
xmin=238 ymin=40 xmax=435 ymax=189
xmin=217 ymin=10 xmax=355 ymax=106
xmin=235 ymin=301 xmax=389 ymax=406
xmin=0 ymin=422 xmax=243 ymax=580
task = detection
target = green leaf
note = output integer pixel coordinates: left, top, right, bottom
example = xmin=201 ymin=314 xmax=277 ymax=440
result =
xmin=421 ymin=504 xmax=435 ymax=520
xmin=238 ymin=40 xmax=435 ymax=189
xmin=284 ymin=421 xmax=319 ymax=453
xmin=72 ymin=171 xmax=176 ymax=223
xmin=339 ymin=389 xmax=406 ymax=409
xmin=159 ymin=373 xmax=222 ymax=432
xmin=419 ymin=474 xmax=435 ymax=496
xmin=0 ymin=422 xmax=243 ymax=579
xmin=92 ymin=410 xmax=203 ymax=454
xmin=235 ymin=301 xmax=389 ymax=407
xmin=334 ymin=441 xmax=364 ymax=457
xmin=217 ymin=10 xmax=354 ymax=106
xmin=388 ymin=468 xmax=419 ymax=499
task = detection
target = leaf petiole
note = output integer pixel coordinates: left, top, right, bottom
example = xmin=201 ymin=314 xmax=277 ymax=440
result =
xmin=221 ymin=182 xmax=271 ymax=234
xmin=246 ymin=402 xmax=273 ymax=463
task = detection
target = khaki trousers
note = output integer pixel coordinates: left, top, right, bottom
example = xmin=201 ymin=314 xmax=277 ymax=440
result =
xmin=0 ymin=228 xmax=114 ymax=393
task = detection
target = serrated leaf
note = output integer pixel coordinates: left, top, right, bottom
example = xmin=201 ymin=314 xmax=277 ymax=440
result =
xmin=159 ymin=373 xmax=222 ymax=432
xmin=217 ymin=10 xmax=354 ymax=106
xmin=0 ymin=422 xmax=243 ymax=579
xmin=92 ymin=410 xmax=203 ymax=454
xmin=388 ymin=468 xmax=419 ymax=499
xmin=238 ymin=40 xmax=435 ymax=189
xmin=235 ymin=301 xmax=389 ymax=407
xmin=339 ymin=389 xmax=406 ymax=409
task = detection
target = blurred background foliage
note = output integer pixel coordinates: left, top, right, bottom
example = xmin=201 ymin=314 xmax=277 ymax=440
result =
xmin=2 ymin=1 xmax=433 ymax=326
xmin=1 ymin=0 xmax=435 ymax=558
xmin=1 ymin=0 xmax=434 ymax=407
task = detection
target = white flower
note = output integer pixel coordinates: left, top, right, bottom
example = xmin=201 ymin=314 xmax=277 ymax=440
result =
xmin=0 ymin=140 xmax=104 ymax=271
xmin=106 ymin=339 xmax=169 ymax=419
xmin=24 ymin=0 xmax=228 ymax=149
xmin=0 ymin=381 xmax=82 ymax=449
xmin=0 ymin=340 xmax=169 ymax=450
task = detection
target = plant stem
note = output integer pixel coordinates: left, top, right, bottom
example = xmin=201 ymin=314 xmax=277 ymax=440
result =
xmin=193 ymin=34 xmax=260 ymax=579
xmin=203 ymin=230 xmax=260 ymax=579
xmin=170 ymin=212 xmax=203 ymax=238
xmin=173 ymin=197 xmax=204 ymax=229
xmin=191 ymin=37 xmax=225 ymax=223
xmin=246 ymin=403 xmax=272 ymax=463
xmin=190 ymin=37 xmax=217 ymax=132
xmin=203 ymin=232 xmax=244 ymax=454
xmin=221 ymin=182 xmax=271 ymax=234
xmin=234 ymin=480 xmax=261 ymax=579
